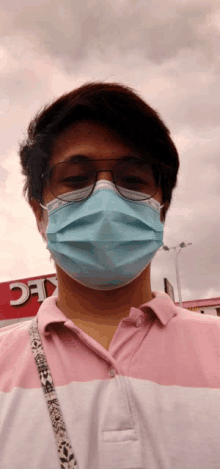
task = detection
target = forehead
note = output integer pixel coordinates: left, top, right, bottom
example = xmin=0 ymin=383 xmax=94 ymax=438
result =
xmin=50 ymin=120 xmax=140 ymax=166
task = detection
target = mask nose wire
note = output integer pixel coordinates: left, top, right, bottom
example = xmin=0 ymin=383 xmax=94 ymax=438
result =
xmin=40 ymin=192 xmax=165 ymax=213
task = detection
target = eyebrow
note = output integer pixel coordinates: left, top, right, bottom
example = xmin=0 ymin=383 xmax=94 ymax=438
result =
xmin=58 ymin=153 xmax=144 ymax=164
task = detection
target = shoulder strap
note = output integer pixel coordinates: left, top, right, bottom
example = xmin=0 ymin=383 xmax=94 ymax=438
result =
xmin=28 ymin=316 xmax=79 ymax=468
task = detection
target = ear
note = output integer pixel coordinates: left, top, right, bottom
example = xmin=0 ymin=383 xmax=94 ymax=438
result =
xmin=30 ymin=198 xmax=44 ymax=233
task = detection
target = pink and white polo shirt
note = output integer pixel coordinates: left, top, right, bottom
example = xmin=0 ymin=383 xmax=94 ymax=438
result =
xmin=1 ymin=290 xmax=220 ymax=469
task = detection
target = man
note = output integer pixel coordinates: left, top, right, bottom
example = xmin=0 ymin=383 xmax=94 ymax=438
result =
xmin=1 ymin=82 xmax=220 ymax=469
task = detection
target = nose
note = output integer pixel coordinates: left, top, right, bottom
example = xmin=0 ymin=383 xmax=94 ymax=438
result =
xmin=96 ymin=170 xmax=113 ymax=183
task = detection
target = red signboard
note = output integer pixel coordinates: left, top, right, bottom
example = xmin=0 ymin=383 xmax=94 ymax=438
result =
xmin=0 ymin=274 xmax=57 ymax=320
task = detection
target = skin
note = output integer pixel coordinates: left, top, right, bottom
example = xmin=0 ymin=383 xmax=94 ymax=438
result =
xmin=31 ymin=121 xmax=169 ymax=350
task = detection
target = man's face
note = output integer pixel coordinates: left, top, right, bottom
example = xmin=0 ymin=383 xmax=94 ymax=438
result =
xmin=31 ymin=120 xmax=168 ymax=232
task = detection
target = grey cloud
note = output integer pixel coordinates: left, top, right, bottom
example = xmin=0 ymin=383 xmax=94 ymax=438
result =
xmin=164 ymin=89 xmax=220 ymax=132
xmin=0 ymin=166 xmax=9 ymax=187
xmin=0 ymin=0 xmax=219 ymax=136
xmin=152 ymin=191 xmax=220 ymax=302
xmin=151 ymin=128 xmax=220 ymax=302
xmin=1 ymin=0 xmax=217 ymax=68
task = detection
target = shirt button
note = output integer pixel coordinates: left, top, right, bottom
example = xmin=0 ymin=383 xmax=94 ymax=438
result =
xmin=109 ymin=369 xmax=116 ymax=378
xmin=136 ymin=318 xmax=142 ymax=327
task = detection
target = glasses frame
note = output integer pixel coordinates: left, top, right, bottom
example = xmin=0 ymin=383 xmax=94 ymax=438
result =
xmin=41 ymin=158 xmax=163 ymax=204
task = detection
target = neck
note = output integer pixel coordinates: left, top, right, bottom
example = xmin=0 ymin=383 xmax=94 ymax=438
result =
xmin=55 ymin=264 xmax=153 ymax=326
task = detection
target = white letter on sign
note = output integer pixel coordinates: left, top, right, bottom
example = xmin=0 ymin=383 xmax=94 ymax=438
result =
xmin=28 ymin=279 xmax=46 ymax=302
xmin=9 ymin=282 xmax=30 ymax=306
xmin=47 ymin=276 xmax=58 ymax=296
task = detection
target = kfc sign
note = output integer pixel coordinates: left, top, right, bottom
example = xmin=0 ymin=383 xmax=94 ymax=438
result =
xmin=0 ymin=274 xmax=57 ymax=320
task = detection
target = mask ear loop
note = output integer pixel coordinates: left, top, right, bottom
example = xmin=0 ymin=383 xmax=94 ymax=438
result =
xmin=40 ymin=202 xmax=48 ymax=211
xmin=40 ymin=171 xmax=50 ymax=211
xmin=39 ymin=170 xmax=48 ymax=234
xmin=159 ymin=203 xmax=165 ymax=225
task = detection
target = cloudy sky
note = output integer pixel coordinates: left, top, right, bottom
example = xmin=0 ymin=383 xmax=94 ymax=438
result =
xmin=0 ymin=0 xmax=219 ymax=303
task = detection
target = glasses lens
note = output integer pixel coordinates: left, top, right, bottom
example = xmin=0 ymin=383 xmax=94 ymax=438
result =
xmin=48 ymin=161 xmax=96 ymax=202
xmin=114 ymin=159 xmax=160 ymax=200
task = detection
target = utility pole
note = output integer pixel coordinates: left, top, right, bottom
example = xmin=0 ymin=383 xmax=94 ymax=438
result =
xmin=161 ymin=242 xmax=192 ymax=307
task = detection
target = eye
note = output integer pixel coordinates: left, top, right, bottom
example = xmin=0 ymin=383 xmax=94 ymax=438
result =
xmin=63 ymin=176 xmax=88 ymax=183
xmin=123 ymin=177 xmax=144 ymax=184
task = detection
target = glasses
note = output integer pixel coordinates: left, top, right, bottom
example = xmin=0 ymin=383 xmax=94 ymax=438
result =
xmin=42 ymin=158 xmax=161 ymax=203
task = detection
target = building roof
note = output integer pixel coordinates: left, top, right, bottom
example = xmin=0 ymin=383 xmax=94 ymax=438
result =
xmin=175 ymin=297 xmax=220 ymax=308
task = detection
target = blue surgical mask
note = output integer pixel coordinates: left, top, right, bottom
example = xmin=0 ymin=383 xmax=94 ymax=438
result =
xmin=41 ymin=180 xmax=164 ymax=290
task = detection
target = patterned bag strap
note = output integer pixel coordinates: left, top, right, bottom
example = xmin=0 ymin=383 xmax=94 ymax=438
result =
xmin=28 ymin=316 xmax=79 ymax=469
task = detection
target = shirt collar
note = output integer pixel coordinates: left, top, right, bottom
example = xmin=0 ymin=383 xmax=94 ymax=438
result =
xmin=37 ymin=296 xmax=68 ymax=337
xmin=38 ymin=290 xmax=178 ymax=337
xmin=139 ymin=290 xmax=178 ymax=325
xmin=37 ymin=290 xmax=178 ymax=336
